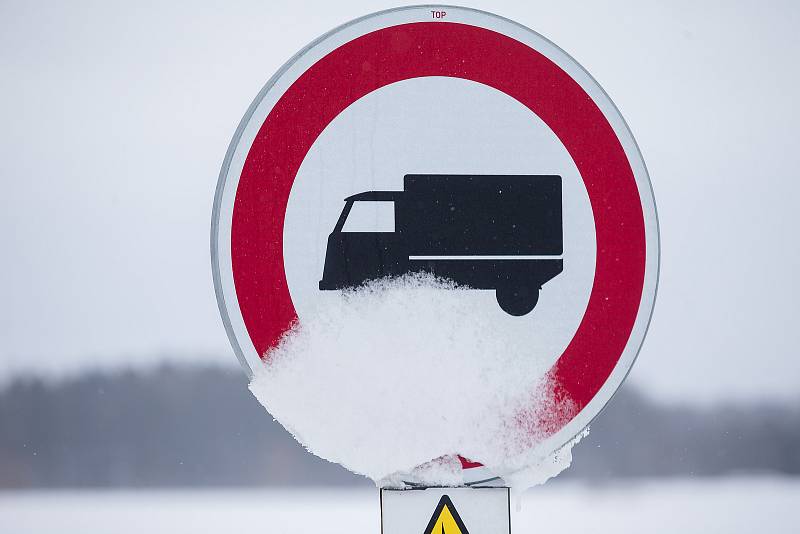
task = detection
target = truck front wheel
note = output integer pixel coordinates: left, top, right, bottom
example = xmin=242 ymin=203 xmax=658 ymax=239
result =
xmin=496 ymin=285 xmax=539 ymax=316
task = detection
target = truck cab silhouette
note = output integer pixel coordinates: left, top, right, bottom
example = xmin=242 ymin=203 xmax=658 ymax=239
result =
xmin=319 ymin=174 xmax=563 ymax=316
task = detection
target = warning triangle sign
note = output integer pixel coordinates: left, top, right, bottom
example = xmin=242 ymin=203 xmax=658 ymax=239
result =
xmin=423 ymin=495 xmax=470 ymax=534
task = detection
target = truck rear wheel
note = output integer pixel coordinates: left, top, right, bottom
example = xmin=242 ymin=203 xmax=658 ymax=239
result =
xmin=496 ymin=285 xmax=539 ymax=316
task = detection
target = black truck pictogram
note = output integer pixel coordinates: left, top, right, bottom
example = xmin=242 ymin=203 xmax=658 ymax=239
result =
xmin=318 ymin=174 xmax=563 ymax=316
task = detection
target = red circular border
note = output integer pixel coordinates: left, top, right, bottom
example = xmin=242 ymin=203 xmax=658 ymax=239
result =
xmin=231 ymin=22 xmax=646 ymax=430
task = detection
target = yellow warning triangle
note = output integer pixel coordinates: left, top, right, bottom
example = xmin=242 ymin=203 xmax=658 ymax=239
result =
xmin=423 ymin=495 xmax=470 ymax=534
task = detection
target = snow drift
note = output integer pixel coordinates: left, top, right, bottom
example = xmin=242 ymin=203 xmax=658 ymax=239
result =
xmin=250 ymin=274 xmax=583 ymax=487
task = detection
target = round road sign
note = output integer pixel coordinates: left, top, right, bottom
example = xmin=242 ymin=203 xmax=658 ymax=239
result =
xmin=211 ymin=5 xmax=659 ymax=469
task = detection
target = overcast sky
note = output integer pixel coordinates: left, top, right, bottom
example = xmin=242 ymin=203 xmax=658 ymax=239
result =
xmin=1 ymin=1 xmax=798 ymax=404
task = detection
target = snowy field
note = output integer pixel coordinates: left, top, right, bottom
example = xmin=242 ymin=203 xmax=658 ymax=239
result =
xmin=1 ymin=477 xmax=797 ymax=534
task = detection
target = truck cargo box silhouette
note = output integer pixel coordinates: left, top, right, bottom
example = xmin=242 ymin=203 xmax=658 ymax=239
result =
xmin=319 ymin=174 xmax=563 ymax=316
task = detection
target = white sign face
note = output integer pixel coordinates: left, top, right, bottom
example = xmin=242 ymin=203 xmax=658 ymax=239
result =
xmin=212 ymin=5 xmax=659 ymax=469
xmin=285 ymin=76 xmax=597 ymax=376
xmin=381 ymin=487 xmax=510 ymax=534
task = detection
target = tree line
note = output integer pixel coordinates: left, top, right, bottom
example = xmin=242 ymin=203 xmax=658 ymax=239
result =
xmin=0 ymin=364 xmax=798 ymax=488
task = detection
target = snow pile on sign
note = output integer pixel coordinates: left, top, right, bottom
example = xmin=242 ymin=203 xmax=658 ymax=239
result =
xmin=250 ymin=274 xmax=581 ymax=487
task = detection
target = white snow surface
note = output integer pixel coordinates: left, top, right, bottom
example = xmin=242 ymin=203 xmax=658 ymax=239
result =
xmin=250 ymin=274 xmax=579 ymax=487
xmin=2 ymin=478 xmax=799 ymax=534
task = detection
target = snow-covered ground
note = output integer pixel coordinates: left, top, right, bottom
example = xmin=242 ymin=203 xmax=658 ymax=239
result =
xmin=1 ymin=477 xmax=797 ymax=533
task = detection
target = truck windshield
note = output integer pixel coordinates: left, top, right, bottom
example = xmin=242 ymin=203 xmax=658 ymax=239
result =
xmin=342 ymin=201 xmax=395 ymax=233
